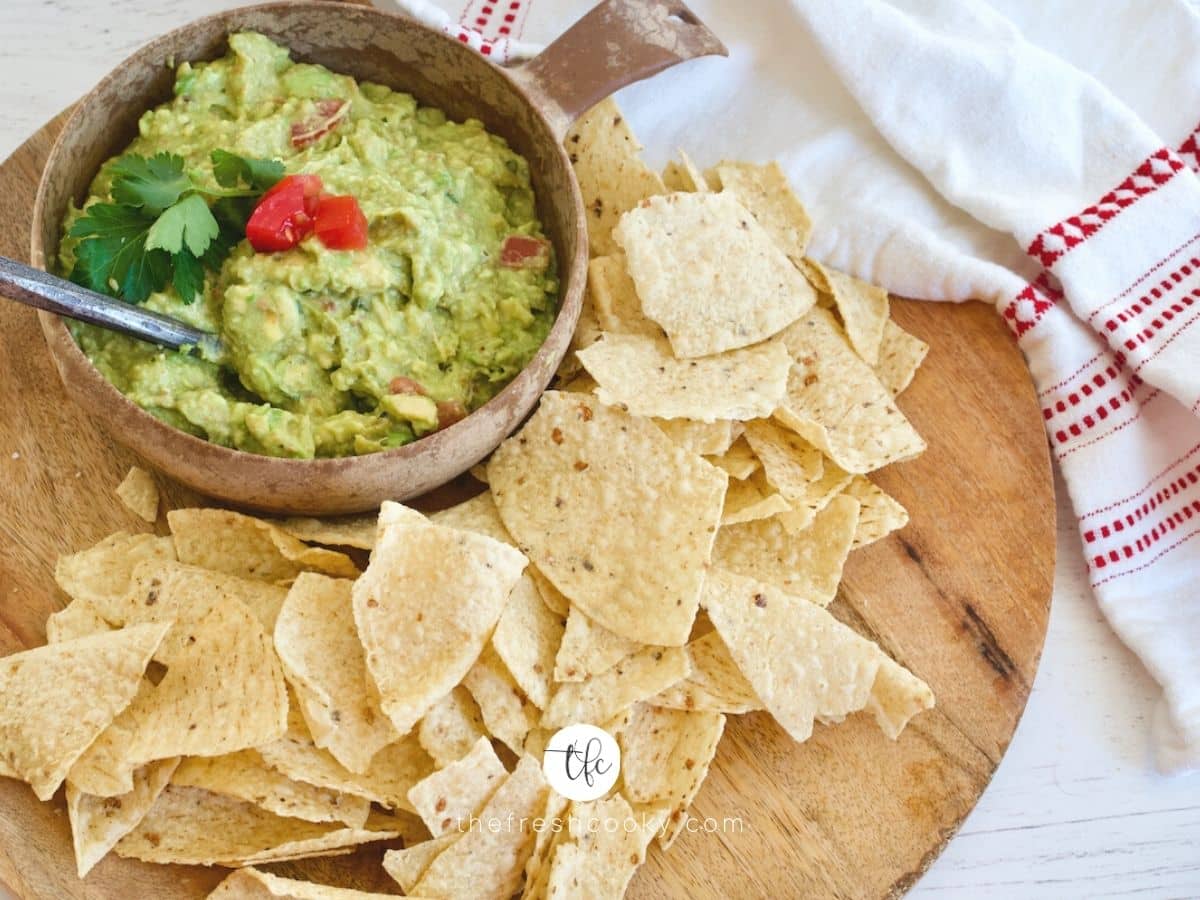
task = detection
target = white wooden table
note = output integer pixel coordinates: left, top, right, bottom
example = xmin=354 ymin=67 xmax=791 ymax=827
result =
xmin=1 ymin=1 xmax=1198 ymax=897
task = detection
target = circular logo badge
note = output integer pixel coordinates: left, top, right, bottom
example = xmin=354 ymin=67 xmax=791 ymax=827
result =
xmin=541 ymin=723 xmax=621 ymax=802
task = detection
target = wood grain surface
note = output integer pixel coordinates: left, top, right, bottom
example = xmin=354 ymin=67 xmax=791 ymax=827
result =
xmin=0 ymin=106 xmax=1054 ymax=897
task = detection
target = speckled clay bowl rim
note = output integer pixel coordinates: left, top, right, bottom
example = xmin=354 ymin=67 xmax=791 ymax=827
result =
xmin=29 ymin=1 xmax=587 ymax=515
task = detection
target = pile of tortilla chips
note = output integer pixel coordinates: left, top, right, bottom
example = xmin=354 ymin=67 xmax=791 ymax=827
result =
xmin=0 ymin=99 xmax=934 ymax=899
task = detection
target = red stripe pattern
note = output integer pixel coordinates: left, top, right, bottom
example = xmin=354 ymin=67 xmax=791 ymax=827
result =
xmin=1026 ymin=149 xmax=1186 ymax=269
xmin=1001 ymin=271 xmax=1062 ymax=338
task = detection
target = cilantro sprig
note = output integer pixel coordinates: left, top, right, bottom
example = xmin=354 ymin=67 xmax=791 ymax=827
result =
xmin=69 ymin=150 xmax=284 ymax=304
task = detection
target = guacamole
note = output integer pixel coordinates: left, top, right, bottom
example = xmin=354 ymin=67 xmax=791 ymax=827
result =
xmin=59 ymin=33 xmax=558 ymax=458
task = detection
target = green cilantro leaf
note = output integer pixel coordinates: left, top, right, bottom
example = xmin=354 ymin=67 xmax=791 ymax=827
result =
xmin=171 ymin=249 xmax=205 ymax=304
xmin=68 ymin=148 xmax=280 ymax=306
xmin=118 ymin=242 xmax=172 ymax=304
xmin=110 ymin=153 xmax=191 ymax=214
xmin=211 ymin=150 xmax=285 ymax=192
xmin=145 ymin=194 xmax=220 ymax=258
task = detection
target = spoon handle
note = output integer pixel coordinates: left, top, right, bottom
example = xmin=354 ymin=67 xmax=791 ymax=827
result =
xmin=0 ymin=256 xmax=224 ymax=359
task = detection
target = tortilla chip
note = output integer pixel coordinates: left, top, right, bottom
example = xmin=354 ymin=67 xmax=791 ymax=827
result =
xmin=874 ymin=319 xmax=929 ymax=396
xmin=742 ymin=420 xmax=823 ymax=496
xmin=617 ymin=703 xmax=725 ymax=847
xmin=722 ymin=478 xmax=792 ymax=526
xmin=662 ymin=150 xmax=709 ymax=193
xmin=208 ymin=868 xmax=401 ymax=899
xmin=407 ymin=736 xmax=507 ymax=836
xmin=354 ymin=516 xmax=527 ymax=737
xmin=114 ymin=784 xmax=395 ymax=867
xmin=775 ymin=309 xmax=926 ymax=474
xmin=654 ymin=419 xmax=737 ymax=456
xmin=705 ymin=440 xmax=760 ymax=486
xmin=0 ymin=623 xmax=168 ymax=800
xmin=559 ymin=281 xmax=603 ymax=382
xmin=553 ymin=605 xmax=639 ymax=682
xmin=649 ymin=631 xmax=762 ymax=714
xmin=429 ymin=491 xmax=512 ymax=544
xmin=845 ymin=476 xmax=909 ymax=548
xmin=46 ymin=599 xmax=112 ymax=643
xmin=491 ymin=575 xmax=564 ymax=710
xmin=54 ymin=532 xmax=176 ymax=620
xmin=864 ymin=656 xmax=936 ymax=739
xmin=68 ymin=567 xmax=289 ymax=797
xmin=712 ymin=161 xmax=812 ymax=262
xmin=578 ymin=334 xmax=792 ymax=423
xmin=800 ymin=260 xmax=889 ymax=365
xmin=763 ymin=446 xmax=859 ymax=532
xmin=417 ymin=687 xmax=490 ymax=769
xmin=544 ymin=794 xmax=659 ymax=896
xmin=489 ymin=392 xmax=726 ymax=647
xmin=614 ymin=192 xmax=817 ymax=358
xmin=383 ymin=833 xmax=458 ymax=893
xmin=376 ymin=500 xmax=428 ymax=529
xmin=259 ymin=702 xmax=433 ymax=811
xmin=115 ymin=467 xmax=159 ymax=523
xmin=113 ymin=560 xmax=290 ymax=632
xmin=702 ymin=568 xmax=933 ymax=742
xmin=566 ymin=98 xmax=666 ymax=257
xmin=167 ymin=508 xmax=359 ymax=583
xmin=528 ymin=567 xmax=570 ymax=618
xmin=520 ymin=788 xmax=570 ymax=900
xmin=276 ymin=515 xmax=378 ymax=551
xmin=542 ymin=645 xmax=690 ymax=729
xmin=274 ymin=573 xmax=397 ymax=774
xmin=172 ymin=750 xmax=369 ymax=827
xmin=587 ymin=255 xmax=660 ymax=337
xmin=361 ymin=805 xmax=429 ymax=843
xmin=714 ymin=494 xmax=860 ymax=607
xmin=67 ymin=757 xmax=178 ymax=877
xmin=463 ymin=645 xmax=539 ymax=753
xmin=412 ymin=754 xmax=550 ymax=900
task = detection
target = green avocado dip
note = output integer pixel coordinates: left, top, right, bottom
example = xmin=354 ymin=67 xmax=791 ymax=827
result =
xmin=58 ymin=32 xmax=558 ymax=459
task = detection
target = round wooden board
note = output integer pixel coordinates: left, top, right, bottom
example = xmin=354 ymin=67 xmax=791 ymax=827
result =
xmin=0 ymin=110 xmax=1054 ymax=899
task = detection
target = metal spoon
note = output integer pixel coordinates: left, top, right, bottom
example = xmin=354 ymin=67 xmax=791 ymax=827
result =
xmin=0 ymin=255 xmax=225 ymax=361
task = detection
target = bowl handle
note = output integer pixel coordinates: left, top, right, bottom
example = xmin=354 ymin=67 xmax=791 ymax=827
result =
xmin=508 ymin=0 xmax=727 ymax=142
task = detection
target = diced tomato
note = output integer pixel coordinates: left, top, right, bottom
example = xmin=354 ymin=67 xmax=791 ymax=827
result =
xmin=246 ymin=174 xmax=324 ymax=252
xmin=388 ymin=376 xmax=428 ymax=396
xmin=499 ymin=235 xmax=550 ymax=269
xmin=314 ymin=195 xmax=369 ymax=251
xmin=436 ymin=400 xmax=467 ymax=429
xmin=291 ymin=99 xmax=350 ymax=149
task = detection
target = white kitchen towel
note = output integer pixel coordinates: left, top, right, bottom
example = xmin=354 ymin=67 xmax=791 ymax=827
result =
xmin=389 ymin=0 xmax=1200 ymax=773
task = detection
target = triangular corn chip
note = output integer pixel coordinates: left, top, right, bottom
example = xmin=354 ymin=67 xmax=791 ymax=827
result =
xmin=542 ymin=645 xmax=690 ymax=729
xmin=714 ymin=494 xmax=860 ymax=607
xmin=489 ymin=392 xmax=726 ymax=647
xmin=406 ymin=736 xmax=507 ymax=836
xmin=702 ymin=568 xmax=933 ymax=742
xmin=565 ymin=98 xmax=666 ymax=257
xmin=172 ymin=749 xmax=369 ymax=826
xmin=114 ymin=784 xmax=395 ymax=867
xmin=554 ymin=605 xmax=639 ymax=683
xmin=54 ymin=532 xmax=175 ymax=620
xmin=0 ymin=623 xmax=168 ymax=800
xmin=775 ymin=309 xmax=925 ymax=473
xmin=712 ymin=160 xmax=813 ymax=262
xmin=614 ymin=192 xmax=817 ymax=358
xmin=66 ymin=757 xmax=178 ymax=877
xmin=353 ymin=516 xmax=527 ymax=736
xmin=69 ymin=564 xmax=288 ymax=796
xmin=274 ymin=573 xmax=397 ymax=773
xmin=411 ymin=755 xmax=549 ymax=900
xmin=168 ymin=508 xmax=359 ymax=582
xmin=578 ymin=333 xmax=792 ymax=422
xmin=417 ymin=687 xmax=489 ymax=769
xmin=115 ymin=467 xmax=159 ymax=523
